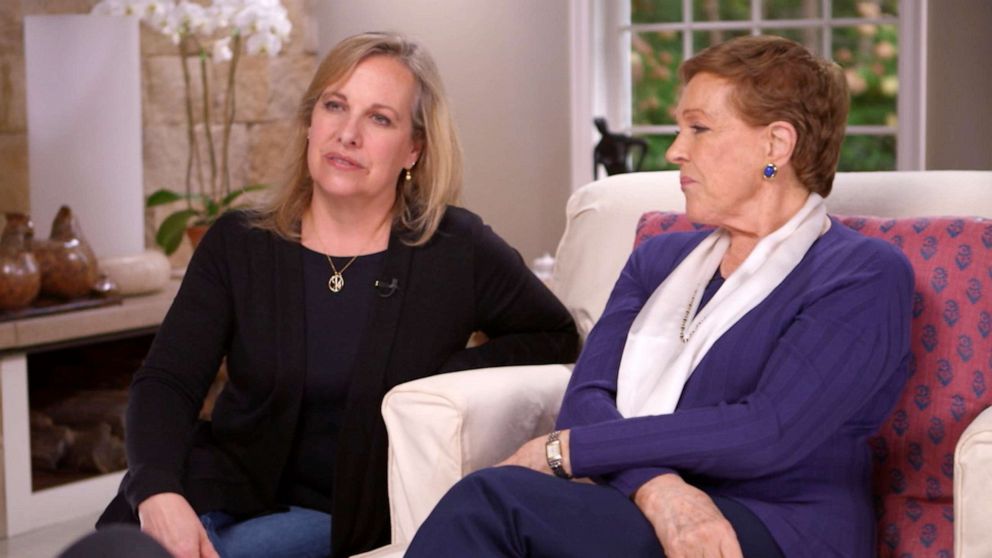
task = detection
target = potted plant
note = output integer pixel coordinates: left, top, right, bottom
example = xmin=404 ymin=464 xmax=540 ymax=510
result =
xmin=92 ymin=0 xmax=292 ymax=255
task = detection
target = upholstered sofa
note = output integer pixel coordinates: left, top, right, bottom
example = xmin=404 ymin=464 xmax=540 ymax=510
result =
xmin=356 ymin=170 xmax=992 ymax=558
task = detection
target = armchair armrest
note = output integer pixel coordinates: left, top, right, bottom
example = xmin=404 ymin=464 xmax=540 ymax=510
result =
xmin=380 ymin=364 xmax=571 ymax=544
xmin=955 ymin=405 xmax=992 ymax=558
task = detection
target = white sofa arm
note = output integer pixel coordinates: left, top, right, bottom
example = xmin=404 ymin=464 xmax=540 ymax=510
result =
xmin=955 ymin=405 xmax=992 ymax=558
xmin=380 ymin=364 xmax=571 ymax=544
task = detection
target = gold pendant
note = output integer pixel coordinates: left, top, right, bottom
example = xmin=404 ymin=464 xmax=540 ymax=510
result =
xmin=328 ymin=272 xmax=344 ymax=293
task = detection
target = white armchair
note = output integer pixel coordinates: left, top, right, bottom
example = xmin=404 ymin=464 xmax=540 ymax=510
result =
xmin=356 ymin=170 xmax=992 ymax=558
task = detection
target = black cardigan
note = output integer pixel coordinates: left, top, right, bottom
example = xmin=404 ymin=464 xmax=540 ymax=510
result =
xmin=97 ymin=207 xmax=579 ymax=556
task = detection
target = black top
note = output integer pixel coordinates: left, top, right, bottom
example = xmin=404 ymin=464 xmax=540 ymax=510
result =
xmin=97 ymin=207 xmax=580 ymax=557
xmin=279 ymin=248 xmax=386 ymax=512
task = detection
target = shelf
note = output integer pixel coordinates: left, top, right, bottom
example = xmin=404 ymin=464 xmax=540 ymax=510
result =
xmin=0 ymin=279 xmax=179 ymax=354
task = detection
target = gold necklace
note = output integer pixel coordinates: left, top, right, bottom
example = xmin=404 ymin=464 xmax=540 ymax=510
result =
xmin=309 ymin=210 xmax=377 ymax=294
xmin=326 ymin=254 xmax=359 ymax=293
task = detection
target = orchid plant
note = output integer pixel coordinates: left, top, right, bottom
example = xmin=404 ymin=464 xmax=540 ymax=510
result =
xmin=92 ymin=0 xmax=292 ymax=254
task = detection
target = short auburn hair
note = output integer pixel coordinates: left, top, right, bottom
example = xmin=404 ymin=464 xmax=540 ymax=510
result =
xmin=680 ymin=35 xmax=849 ymax=197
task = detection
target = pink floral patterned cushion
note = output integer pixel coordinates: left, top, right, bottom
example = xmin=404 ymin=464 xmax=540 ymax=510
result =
xmin=635 ymin=211 xmax=992 ymax=558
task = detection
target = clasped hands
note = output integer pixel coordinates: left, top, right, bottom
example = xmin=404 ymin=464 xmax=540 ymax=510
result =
xmin=498 ymin=431 xmax=743 ymax=558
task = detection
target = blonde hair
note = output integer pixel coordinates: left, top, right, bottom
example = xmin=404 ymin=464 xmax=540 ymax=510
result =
xmin=253 ymin=31 xmax=462 ymax=244
xmin=680 ymin=35 xmax=849 ymax=197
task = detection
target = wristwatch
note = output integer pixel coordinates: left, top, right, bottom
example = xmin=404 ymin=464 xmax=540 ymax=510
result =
xmin=545 ymin=430 xmax=572 ymax=479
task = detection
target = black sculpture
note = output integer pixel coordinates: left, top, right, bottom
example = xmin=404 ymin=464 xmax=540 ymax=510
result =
xmin=592 ymin=117 xmax=648 ymax=178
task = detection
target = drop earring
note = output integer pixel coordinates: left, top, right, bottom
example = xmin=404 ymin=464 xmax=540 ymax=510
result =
xmin=405 ymin=168 xmax=413 ymax=182
xmin=762 ymin=163 xmax=778 ymax=180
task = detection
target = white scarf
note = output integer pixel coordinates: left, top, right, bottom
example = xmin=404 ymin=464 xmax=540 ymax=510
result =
xmin=616 ymin=193 xmax=830 ymax=418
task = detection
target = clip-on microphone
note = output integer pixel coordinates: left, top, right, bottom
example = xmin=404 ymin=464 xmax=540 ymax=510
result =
xmin=374 ymin=278 xmax=399 ymax=298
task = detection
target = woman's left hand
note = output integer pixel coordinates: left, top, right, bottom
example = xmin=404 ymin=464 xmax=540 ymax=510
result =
xmin=633 ymin=474 xmax=743 ymax=558
xmin=497 ymin=430 xmax=571 ymax=476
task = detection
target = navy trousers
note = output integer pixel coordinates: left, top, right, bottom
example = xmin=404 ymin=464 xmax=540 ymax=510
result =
xmin=406 ymin=466 xmax=784 ymax=558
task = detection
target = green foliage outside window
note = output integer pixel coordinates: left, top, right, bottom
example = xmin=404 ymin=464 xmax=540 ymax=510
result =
xmin=628 ymin=0 xmax=900 ymax=172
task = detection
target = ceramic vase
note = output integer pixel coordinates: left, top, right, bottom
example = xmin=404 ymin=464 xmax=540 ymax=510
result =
xmin=33 ymin=206 xmax=110 ymax=299
xmin=0 ymin=213 xmax=42 ymax=311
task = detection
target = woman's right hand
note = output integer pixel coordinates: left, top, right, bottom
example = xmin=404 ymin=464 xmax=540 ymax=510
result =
xmin=137 ymin=492 xmax=219 ymax=558
xmin=632 ymin=474 xmax=743 ymax=558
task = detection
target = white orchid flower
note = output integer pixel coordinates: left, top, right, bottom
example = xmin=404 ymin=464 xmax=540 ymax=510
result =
xmin=267 ymin=12 xmax=292 ymax=40
xmin=245 ymin=30 xmax=282 ymax=57
xmin=230 ymin=4 xmax=262 ymax=34
xmin=143 ymin=1 xmax=174 ymax=29
xmin=233 ymin=2 xmax=291 ymax=37
xmin=94 ymin=0 xmax=291 ymax=54
xmin=170 ymin=1 xmax=210 ymax=36
xmin=91 ymin=0 xmax=145 ymax=17
xmin=206 ymin=2 xmax=239 ymax=30
xmin=212 ymin=36 xmax=234 ymax=63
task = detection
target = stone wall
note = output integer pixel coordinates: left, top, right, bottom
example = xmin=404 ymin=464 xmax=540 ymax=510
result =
xmin=0 ymin=0 xmax=317 ymax=260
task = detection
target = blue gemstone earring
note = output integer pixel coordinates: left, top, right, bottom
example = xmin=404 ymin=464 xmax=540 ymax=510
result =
xmin=762 ymin=163 xmax=778 ymax=180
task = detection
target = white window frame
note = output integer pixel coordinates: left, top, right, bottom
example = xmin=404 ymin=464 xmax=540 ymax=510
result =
xmin=570 ymin=0 xmax=927 ymax=191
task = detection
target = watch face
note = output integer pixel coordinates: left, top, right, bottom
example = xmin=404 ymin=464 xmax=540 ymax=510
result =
xmin=546 ymin=439 xmax=563 ymax=461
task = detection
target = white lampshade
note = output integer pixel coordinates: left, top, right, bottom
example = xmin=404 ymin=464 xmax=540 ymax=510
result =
xmin=24 ymin=15 xmax=144 ymax=260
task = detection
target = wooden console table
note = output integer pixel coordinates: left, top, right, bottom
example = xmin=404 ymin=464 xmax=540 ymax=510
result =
xmin=0 ymin=279 xmax=180 ymax=538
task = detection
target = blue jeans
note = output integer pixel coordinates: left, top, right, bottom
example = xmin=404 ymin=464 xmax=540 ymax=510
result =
xmin=200 ymin=506 xmax=331 ymax=558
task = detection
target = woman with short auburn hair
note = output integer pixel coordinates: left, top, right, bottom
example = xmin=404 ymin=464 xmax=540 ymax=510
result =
xmin=679 ymin=35 xmax=849 ymax=197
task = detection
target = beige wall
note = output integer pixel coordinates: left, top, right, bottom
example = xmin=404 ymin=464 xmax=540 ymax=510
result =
xmin=926 ymin=0 xmax=992 ymax=170
xmin=316 ymin=0 xmax=572 ymax=263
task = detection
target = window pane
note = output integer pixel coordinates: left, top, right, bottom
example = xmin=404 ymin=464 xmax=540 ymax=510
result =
xmin=833 ymin=25 xmax=898 ymax=125
xmin=693 ymin=28 xmax=750 ymax=53
xmin=636 ymin=135 xmax=678 ymax=171
xmin=693 ymin=0 xmax=750 ymax=21
xmin=632 ymin=31 xmax=683 ymax=125
xmin=764 ymin=0 xmax=820 ymax=20
xmin=838 ymin=135 xmax=896 ymax=171
xmin=763 ymin=28 xmax=823 ymax=57
xmin=632 ymin=0 xmax=683 ymax=23
xmin=833 ymin=0 xmax=899 ymax=19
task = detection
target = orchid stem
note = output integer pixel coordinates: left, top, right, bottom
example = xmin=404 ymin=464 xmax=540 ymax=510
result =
xmin=179 ymin=34 xmax=200 ymax=211
xmin=199 ymin=45 xmax=218 ymax=206
xmin=221 ymin=33 xmax=241 ymax=198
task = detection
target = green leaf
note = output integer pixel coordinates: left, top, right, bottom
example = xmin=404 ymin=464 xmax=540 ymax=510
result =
xmin=146 ymin=189 xmax=186 ymax=207
xmin=221 ymin=183 xmax=269 ymax=208
xmin=155 ymin=209 xmax=199 ymax=255
xmin=203 ymin=197 xmax=220 ymax=218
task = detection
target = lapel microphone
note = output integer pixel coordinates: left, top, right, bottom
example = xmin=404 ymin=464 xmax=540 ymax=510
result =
xmin=374 ymin=278 xmax=399 ymax=298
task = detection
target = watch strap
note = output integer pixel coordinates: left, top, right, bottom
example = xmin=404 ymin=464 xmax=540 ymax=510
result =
xmin=545 ymin=430 xmax=572 ymax=479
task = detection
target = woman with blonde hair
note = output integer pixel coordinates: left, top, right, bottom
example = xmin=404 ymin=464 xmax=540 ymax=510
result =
xmin=97 ymin=31 xmax=578 ymax=558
